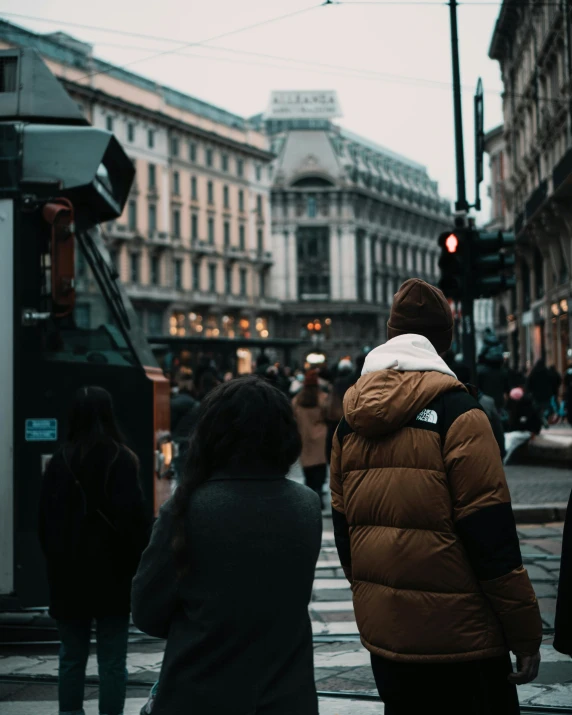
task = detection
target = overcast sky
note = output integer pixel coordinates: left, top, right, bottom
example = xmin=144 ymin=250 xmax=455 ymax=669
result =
xmin=2 ymin=0 xmax=505 ymax=217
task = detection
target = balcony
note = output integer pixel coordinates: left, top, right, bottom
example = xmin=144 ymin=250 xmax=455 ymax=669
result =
xmin=251 ymin=249 xmax=274 ymax=266
xmin=224 ymin=245 xmax=249 ymax=262
xmin=125 ymin=283 xmax=179 ymax=303
xmin=190 ymin=239 xmax=218 ymax=257
xmin=147 ymin=231 xmax=171 ymax=248
xmin=105 ymin=222 xmax=136 ymax=243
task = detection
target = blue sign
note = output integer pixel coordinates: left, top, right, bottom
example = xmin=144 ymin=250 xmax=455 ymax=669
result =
xmin=25 ymin=418 xmax=58 ymax=442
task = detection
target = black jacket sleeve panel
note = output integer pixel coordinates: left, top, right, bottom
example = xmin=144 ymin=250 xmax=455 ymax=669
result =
xmin=332 ymin=507 xmax=352 ymax=582
xmin=555 ymin=488 xmax=572 ymax=655
xmin=131 ymin=501 xmax=178 ymax=639
xmin=455 ymin=502 xmax=522 ymax=580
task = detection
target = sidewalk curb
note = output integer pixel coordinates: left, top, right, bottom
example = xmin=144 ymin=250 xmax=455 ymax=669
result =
xmin=513 ymin=503 xmax=568 ymax=524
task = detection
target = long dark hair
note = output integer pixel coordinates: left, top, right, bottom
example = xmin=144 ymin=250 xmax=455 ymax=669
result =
xmin=65 ymin=386 xmax=125 ymax=468
xmin=171 ymin=376 xmax=302 ymax=572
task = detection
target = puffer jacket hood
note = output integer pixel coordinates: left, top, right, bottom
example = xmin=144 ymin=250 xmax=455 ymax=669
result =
xmin=345 ymin=370 xmax=462 ymax=439
xmin=345 ymin=335 xmax=461 ymax=438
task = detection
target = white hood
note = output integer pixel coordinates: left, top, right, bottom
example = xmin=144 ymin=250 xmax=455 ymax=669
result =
xmin=362 ymin=334 xmax=457 ymax=379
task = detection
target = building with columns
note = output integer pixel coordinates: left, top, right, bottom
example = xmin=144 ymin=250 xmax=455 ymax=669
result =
xmin=489 ymin=2 xmax=572 ymax=373
xmin=254 ymin=93 xmax=451 ymax=364
xmin=0 ymin=20 xmax=277 ymax=370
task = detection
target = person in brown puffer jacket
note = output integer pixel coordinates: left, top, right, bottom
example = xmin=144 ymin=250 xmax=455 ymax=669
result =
xmin=330 ymin=278 xmax=543 ymax=715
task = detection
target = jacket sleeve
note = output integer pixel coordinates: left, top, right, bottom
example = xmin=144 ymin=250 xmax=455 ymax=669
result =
xmin=330 ymin=422 xmax=352 ymax=582
xmin=555 ymin=488 xmax=572 ymax=655
xmin=131 ymin=501 xmax=178 ymax=639
xmin=444 ymin=407 xmax=543 ymax=656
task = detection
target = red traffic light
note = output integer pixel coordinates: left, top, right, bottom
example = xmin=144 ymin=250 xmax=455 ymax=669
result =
xmin=445 ymin=233 xmax=459 ymax=253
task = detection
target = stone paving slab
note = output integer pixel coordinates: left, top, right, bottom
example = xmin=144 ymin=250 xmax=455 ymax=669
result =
xmin=0 ymin=696 xmax=391 ymax=714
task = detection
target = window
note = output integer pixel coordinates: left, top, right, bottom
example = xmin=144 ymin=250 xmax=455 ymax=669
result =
xmin=259 ymin=271 xmax=266 ymax=298
xmin=307 ymin=196 xmax=317 ymax=218
xmin=257 ymin=229 xmax=263 ymax=254
xmin=191 ymin=176 xmax=197 ymax=200
xmin=208 ymin=217 xmax=214 ymax=244
xmin=208 ymin=181 xmax=214 ymax=204
xmin=127 ymin=122 xmax=135 ymax=142
xmin=256 ymin=165 xmax=262 ymax=182
xmin=148 ymin=204 xmax=157 ymax=233
xmin=225 ymin=265 xmax=232 ymax=294
xmin=191 ymin=213 xmax=198 ymax=241
xmin=77 ymin=250 xmax=88 ymax=278
xmin=223 ymin=185 xmax=229 ymax=209
xmin=208 ymin=264 xmax=217 ymax=293
xmin=128 ymin=200 xmax=137 ymax=231
xmin=240 ymin=268 xmax=247 ymax=296
xmin=297 ymin=226 xmax=330 ymax=300
xmin=237 ymin=158 xmax=244 ymax=177
xmin=189 ymin=142 xmax=197 ymax=162
xmin=148 ymin=164 xmax=156 ymax=190
xmin=106 ymin=115 xmax=114 ymax=132
xmin=151 ymin=255 xmax=160 ymax=285
xmin=239 ymin=190 xmax=244 ymax=212
xmin=206 ymin=148 xmax=213 ymax=167
xmin=172 ymin=209 xmax=181 ymax=239
xmin=171 ymin=136 xmax=179 ymax=156
xmin=75 ymin=304 xmax=91 ymax=330
xmin=222 ymin=154 xmax=229 ymax=172
xmin=130 ymin=253 xmax=139 ymax=283
xmin=192 ymin=262 xmax=200 ymax=290
xmin=147 ymin=129 xmax=154 ymax=148
xmin=148 ymin=310 xmax=163 ymax=336
xmin=173 ymin=171 xmax=180 ymax=195
xmin=239 ymin=224 xmax=245 ymax=250
xmin=224 ymin=221 xmax=231 ymax=247
xmin=256 ymin=195 xmax=263 ymax=216
xmin=174 ymin=259 xmax=183 ymax=291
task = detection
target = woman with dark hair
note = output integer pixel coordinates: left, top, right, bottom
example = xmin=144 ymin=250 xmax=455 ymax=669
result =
xmin=132 ymin=376 xmax=322 ymax=715
xmin=292 ymin=370 xmax=328 ymax=508
xmin=39 ymin=386 xmax=150 ymax=715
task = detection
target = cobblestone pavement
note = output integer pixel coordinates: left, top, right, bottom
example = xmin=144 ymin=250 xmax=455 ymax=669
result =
xmin=505 ymin=463 xmax=572 ymax=505
xmin=1 ymin=514 xmax=571 ymax=713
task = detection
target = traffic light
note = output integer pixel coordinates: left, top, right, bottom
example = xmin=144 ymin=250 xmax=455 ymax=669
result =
xmin=472 ymin=230 xmax=516 ymax=297
xmin=438 ymin=227 xmax=515 ymax=300
xmin=438 ymin=230 xmax=465 ymax=301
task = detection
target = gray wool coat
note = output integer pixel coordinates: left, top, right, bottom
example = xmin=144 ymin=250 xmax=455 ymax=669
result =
xmin=132 ymin=470 xmax=322 ymax=715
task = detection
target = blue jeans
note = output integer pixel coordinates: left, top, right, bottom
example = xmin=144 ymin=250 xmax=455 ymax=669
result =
xmin=57 ymin=615 xmax=129 ymax=715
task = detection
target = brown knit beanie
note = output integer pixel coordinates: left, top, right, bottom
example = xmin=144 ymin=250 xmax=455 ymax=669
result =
xmin=387 ymin=278 xmax=453 ymax=354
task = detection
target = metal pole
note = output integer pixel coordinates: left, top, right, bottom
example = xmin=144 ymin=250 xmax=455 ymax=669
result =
xmin=449 ymin=0 xmax=475 ymax=379
xmin=449 ymin=0 xmax=469 ymax=213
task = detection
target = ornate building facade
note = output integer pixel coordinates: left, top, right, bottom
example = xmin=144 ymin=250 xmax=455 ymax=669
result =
xmin=489 ymin=2 xmax=572 ymax=372
xmin=257 ymin=115 xmax=450 ymax=364
xmin=0 ymin=21 xmax=277 ymax=365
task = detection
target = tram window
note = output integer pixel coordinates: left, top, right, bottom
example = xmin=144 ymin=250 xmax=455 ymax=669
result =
xmin=44 ymin=238 xmax=147 ymax=368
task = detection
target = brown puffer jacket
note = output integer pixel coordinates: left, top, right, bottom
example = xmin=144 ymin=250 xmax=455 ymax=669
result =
xmin=330 ymin=368 xmax=543 ymax=663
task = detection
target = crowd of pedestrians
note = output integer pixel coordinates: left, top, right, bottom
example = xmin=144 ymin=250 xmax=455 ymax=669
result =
xmin=38 ymin=278 xmax=572 ymax=715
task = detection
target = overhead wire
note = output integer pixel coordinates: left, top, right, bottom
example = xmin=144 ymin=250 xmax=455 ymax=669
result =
xmin=71 ymin=3 xmax=324 ymax=81
xmin=0 ymin=6 xmax=568 ymax=105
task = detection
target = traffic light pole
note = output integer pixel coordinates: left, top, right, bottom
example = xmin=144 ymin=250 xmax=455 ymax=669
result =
xmin=449 ymin=0 xmax=476 ymax=382
xmin=449 ymin=0 xmax=469 ymax=214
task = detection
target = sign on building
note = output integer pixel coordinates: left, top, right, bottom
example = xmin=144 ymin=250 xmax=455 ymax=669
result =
xmin=265 ymin=91 xmax=342 ymax=120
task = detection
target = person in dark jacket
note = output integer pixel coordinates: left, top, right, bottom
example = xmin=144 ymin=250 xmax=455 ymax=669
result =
xmin=39 ymin=386 xmax=150 ymax=715
xmin=555 ymin=487 xmax=572 ymax=657
xmin=565 ymin=363 xmax=572 ymax=426
xmin=526 ymin=358 xmax=553 ymax=420
xmin=476 ymin=331 xmax=509 ymax=409
xmin=132 ymin=376 xmax=322 ymax=715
